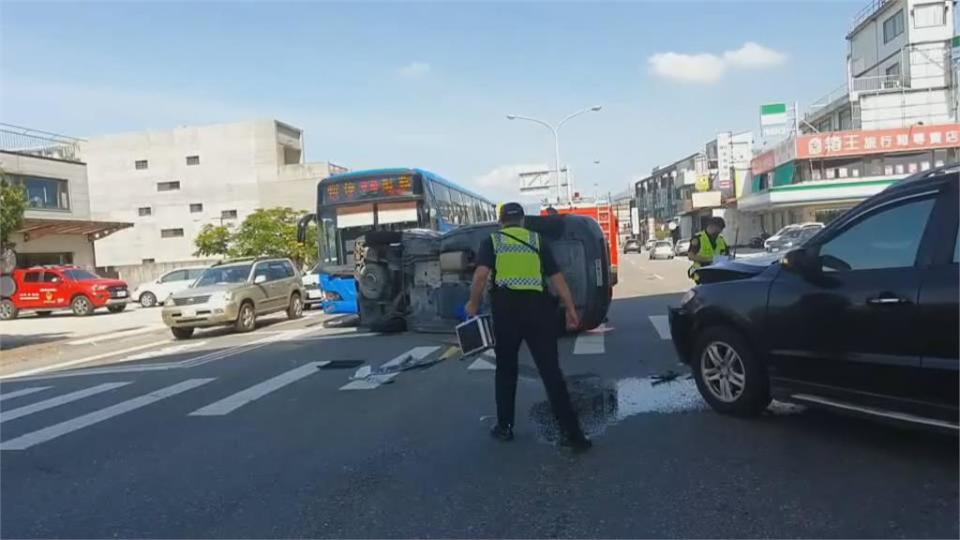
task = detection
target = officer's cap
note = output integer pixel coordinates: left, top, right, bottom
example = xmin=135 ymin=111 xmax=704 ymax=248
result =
xmin=499 ymin=202 xmax=525 ymax=222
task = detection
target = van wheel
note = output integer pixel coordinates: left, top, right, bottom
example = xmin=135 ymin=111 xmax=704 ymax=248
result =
xmin=171 ymin=327 xmax=195 ymax=340
xmin=287 ymin=293 xmax=303 ymax=319
xmin=691 ymin=326 xmax=770 ymax=416
xmin=235 ymin=301 xmax=256 ymax=333
xmin=71 ymin=295 xmax=94 ymax=316
xmin=0 ymin=299 xmax=18 ymax=321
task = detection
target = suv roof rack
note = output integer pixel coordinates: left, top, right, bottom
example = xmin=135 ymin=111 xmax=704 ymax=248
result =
xmin=211 ymin=256 xmax=280 ymax=267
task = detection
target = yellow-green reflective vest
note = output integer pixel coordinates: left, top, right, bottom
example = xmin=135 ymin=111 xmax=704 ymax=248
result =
xmin=491 ymin=226 xmax=543 ymax=292
xmin=689 ymin=231 xmax=728 ymax=282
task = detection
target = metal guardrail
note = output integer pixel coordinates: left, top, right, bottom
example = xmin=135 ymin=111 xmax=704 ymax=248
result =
xmin=851 ymin=0 xmax=894 ymax=30
xmin=0 ymin=123 xmax=84 ymax=162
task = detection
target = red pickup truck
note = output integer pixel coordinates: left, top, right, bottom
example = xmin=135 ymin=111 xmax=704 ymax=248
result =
xmin=0 ymin=266 xmax=130 ymax=320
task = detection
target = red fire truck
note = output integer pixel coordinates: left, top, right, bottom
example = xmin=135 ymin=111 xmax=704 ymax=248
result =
xmin=541 ymin=202 xmax=619 ymax=286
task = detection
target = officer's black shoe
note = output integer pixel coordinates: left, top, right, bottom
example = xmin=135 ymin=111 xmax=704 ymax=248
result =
xmin=559 ymin=432 xmax=592 ymax=453
xmin=490 ymin=424 xmax=514 ymax=442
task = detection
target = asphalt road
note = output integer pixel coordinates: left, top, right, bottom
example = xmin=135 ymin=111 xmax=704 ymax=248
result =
xmin=1 ymin=253 xmax=956 ymax=538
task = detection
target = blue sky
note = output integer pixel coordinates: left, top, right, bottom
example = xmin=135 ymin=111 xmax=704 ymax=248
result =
xmin=1 ymin=1 xmax=860 ymax=200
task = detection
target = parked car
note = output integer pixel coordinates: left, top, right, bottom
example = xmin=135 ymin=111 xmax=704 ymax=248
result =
xmin=132 ymin=266 xmax=208 ymax=308
xmin=765 ymin=223 xmax=824 ymax=252
xmin=674 ymin=239 xmax=691 ymax=256
xmin=623 ymin=239 xmax=641 ymax=253
xmin=649 ymin=240 xmax=675 ymax=260
xmin=669 ymin=166 xmax=959 ymax=431
xmin=644 ymin=239 xmax=657 ymax=251
xmin=0 ymin=266 xmax=130 ymax=320
xmin=162 ymin=257 xmax=305 ymax=339
xmin=301 ymin=262 xmax=324 ymax=309
xmin=762 ymin=224 xmax=801 ymax=251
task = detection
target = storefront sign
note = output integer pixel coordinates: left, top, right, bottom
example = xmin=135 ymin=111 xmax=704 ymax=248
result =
xmin=797 ymin=124 xmax=960 ymax=159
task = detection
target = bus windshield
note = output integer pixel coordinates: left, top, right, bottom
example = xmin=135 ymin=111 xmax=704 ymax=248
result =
xmin=315 ymin=169 xmax=495 ymax=267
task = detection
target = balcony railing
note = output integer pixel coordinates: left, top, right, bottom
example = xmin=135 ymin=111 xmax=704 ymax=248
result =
xmin=0 ymin=123 xmax=84 ymax=163
xmin=851 ymin=73 xmax=907 ymax=93
xmin=805 ymin=83 xmax=850 ymax=121
xmin=851 ymin=0 xmax=896 ymax=30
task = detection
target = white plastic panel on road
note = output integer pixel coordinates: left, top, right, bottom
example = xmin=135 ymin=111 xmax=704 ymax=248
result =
xmin=0 ymin=386 xmax=52 ymax=402
xmin=0 ymin=378 xmax=215 ymax=451
xmin=189 ymin=362 xmax=329 ymax=416
xmin=648 ymin=315 xmax=672 ymax=340
xmin=1 ymin=382 xmax=130 ymax=423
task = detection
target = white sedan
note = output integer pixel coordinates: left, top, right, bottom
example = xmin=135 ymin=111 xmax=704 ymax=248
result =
xmin=133 ymin=266 xmax=208 ymax=308
xmin=649 ymin=240 xmax=675 ymax=260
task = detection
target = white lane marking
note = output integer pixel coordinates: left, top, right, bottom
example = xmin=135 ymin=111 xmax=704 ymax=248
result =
xmin=0 ymin=378 xmax=215 ymax=451
xmin=0 ymin=340 xmax=169 ymax=380
xmin=467 ymin=357 xmax=496 ymax=371
xmin=648 ymin=315 xmax=672 ymax=340
xmin=67 ymin=326 xmax=164 ymax=345
xmin=339 ymin=373 xmax=399 ymax=391
xmin=0 ymin=386 xmax=52 ymax=402
xmin=7 ymin=326 xmax=336 ymax=381
xmin=573 ymin=333 xmax=605 ymax=355
xmin=1 ymin=382 xmax=130 ymax=423
xmin=121 ymin=341 xmax=207 ymax=362
xmin=380 ymin=346 xmax=441 ymax=369
xmin=651 ymin=273 xmax=664 ymax=280
xmin=189 ymin=362 xmax=329 ymax=416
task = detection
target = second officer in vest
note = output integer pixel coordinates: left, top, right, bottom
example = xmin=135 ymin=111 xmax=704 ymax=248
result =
xmin=687 ymin=216 xmax=730 ymax=283
xmin=465 ymin=202 xmax=591 ymax=451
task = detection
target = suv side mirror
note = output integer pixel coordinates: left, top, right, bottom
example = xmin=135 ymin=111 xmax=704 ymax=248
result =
xmin=254 ymin=274 xmax=267 ymax=284
xmin=781 ymin=247 xmax=816 ymax=275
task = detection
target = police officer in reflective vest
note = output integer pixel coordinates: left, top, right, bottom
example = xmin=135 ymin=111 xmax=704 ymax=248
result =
xmin=687 ymin=216 xmax=730 ymax=283
xmin=466 ymin=202 xmax=591 ymax=451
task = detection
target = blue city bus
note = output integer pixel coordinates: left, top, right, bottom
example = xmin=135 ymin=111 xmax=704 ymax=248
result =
xmin=305 ymin=168 xmax=496 ymax=314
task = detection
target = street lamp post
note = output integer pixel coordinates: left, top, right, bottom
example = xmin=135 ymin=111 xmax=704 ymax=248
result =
xmin=506 ymin=105 xmax=601 ymax=204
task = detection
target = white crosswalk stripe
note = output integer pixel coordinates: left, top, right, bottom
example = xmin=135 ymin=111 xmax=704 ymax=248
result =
xmin=0 ymin=378 xmax=215 ymax=451
xmin=648 ymin=315 xmax=672 ymax=340
xmin=1 ymin=382 xmax=130 ymax=423
xmin=190 ymin=363 xmax=327 ymax=416
xmin=0 ymin=386 xmax=52 ymax=402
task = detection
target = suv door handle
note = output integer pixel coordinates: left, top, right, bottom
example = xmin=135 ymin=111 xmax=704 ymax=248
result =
xmin=867 ymin=294 xmax=907 ymax=305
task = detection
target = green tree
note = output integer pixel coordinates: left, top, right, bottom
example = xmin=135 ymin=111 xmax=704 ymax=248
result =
xmin=191 ymin=208 xmax=318 ymax=267
xmin=231 ymin=207 xmax=316 ymax=266
xmin=0 ymin=170 xmax=27 ymax=249
xmin=193 ymin=223 xmax=233 ymax=258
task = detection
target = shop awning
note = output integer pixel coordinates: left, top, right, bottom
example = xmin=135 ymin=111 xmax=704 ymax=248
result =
xmin=18 ymin=217 xmax=133 ymax=242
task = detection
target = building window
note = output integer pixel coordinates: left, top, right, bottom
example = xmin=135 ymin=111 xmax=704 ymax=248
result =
xmin=221 ymin=209 xmax=238 ymax=219
xmin=914 ymin=3 xmax=946 ymax=27
xmin=157 ymin=181 xmax=181 ymax=192
xmin=186 ymin=155 xmax=200 ymax=166
xmin=8 ymin=175 xmax=71 ymax=211
xmin=885 ymin=62 xmax=901 ymax=77
xmin=161 ymin=228 xmax=184 ymax=238
xmin=138 ymin=207 xmax=152 ymax=216
xmin=142 ymin=258 xmax=155 ymax=264
xmin=190 ymin=203 xmax=203 ymax=213
xmin=883 ymin=9 xmax=904 ymax=43
xmin=135 ymin=160 xmax=149 ymax=170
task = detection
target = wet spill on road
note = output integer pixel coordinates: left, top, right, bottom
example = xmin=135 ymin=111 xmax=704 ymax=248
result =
xmin=530 ymin=373 xmax=706 ymax=443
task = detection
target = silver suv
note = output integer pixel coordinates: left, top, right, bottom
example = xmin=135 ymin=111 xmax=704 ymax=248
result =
xmin=162 ymin=257 xmax=305 ymax=339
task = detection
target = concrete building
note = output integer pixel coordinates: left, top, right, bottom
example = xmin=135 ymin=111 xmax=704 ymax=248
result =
xmin=0 ymin=124 xmax=131 ymax=269
xmin=635 ymin=130 xmax=755 ymax=244
xmin=738 ymin=0 xmax=959 ymax=237
xmin=805 ymin=0 xmax=956 ymax=132
xmin=79 ymin=120 xmax=343 ymax=273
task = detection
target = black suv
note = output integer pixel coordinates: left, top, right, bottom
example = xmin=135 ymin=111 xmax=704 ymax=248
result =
xmin=669 ymin=166 xmax=958 ymax=431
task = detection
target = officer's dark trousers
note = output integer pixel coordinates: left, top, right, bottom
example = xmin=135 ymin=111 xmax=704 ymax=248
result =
xmin=491 ymin=289 xmax=582 ymax=436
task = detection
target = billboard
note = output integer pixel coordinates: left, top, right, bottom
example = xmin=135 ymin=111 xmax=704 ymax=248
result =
xmin=797 ymin=124 xmax=960 ymax=159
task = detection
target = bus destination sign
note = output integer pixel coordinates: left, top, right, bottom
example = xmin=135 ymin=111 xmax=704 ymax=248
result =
xmin=325 ymin=175 xmax=415 ymax=203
